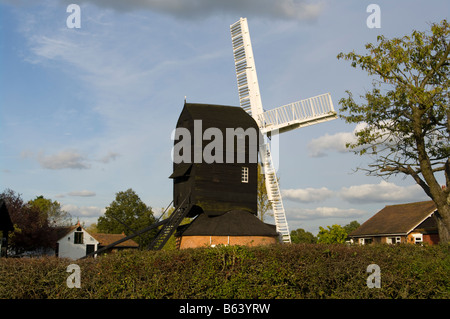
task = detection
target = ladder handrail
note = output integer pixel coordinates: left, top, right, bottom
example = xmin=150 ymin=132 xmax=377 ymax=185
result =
xmin=79 ymin=218 xmax=169 ymax=259
xmin=147 ymin=193 xmax=190 ymax=250
xmin=79 ymin=197 xmax=188 ymax=259
xmin=260 ymin=142 xmax=291 ymax=243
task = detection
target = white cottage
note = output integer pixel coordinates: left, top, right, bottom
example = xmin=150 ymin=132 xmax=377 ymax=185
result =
xmin=56 ymin=224 xmax=99 ymax=259
xmin=55 ymin=223 xmax=139 ymax=259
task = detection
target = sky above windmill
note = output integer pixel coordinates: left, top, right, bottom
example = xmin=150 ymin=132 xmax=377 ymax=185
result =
xmin=0 ymin=0 xmax=448 ymax=235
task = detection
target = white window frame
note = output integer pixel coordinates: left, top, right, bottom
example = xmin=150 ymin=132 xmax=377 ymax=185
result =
xmin=412 ymin=233 xmax=423 ymax=244
xmin=241 ymin=167 xmax=249 ymax=183
xmin=359 ymin=238 xmax=372 ymax=245
xmin=387 ymin=236 xmax=401 ymax=244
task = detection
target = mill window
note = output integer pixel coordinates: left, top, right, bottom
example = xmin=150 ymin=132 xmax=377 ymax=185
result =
xmin=241 ymin=167 xmax=249 ymax=183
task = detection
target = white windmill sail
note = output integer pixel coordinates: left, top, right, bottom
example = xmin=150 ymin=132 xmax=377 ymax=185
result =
xmin=258 ymin=93 xmax=337 ymax=135
xmin=231 ymin=17 xmax=291 ymax=243
xmin=230 ymin=17 xmax=337 ymax=244
xmin=230 ymin=18 xmax=264 ymax=125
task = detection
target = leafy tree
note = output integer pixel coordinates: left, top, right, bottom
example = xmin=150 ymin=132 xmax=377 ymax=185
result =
xmin=317 ymin=224 xmax=348 ymax=244
xmin=85 ymin=223 xmax=98 ymax=234
xmin=28 ymin=196 xmax=72 ymax=227
xmin=337 ymin=20 xmax=450 ymax=242
xmin=97 ymin=189 xmax=157 ymax=249
xmin=257 ymin=164 xmax=274 ymax=221
xmin=290 ymin=228 xmax=317 ymax=244
xmin=343 ymin=220 xmax=360 ymax=235
xmin=0 ymin=189 xmax=56 ymax=254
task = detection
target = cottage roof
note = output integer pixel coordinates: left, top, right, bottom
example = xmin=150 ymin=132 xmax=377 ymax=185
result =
xmin=349 ymin=201 xmax=437 ymax=237
xmin=55 ymin=224 xmax=79 ymax=239
xmin=91 ymin=233 xmax=139 ymax=248
xmin=178 ymin=210 xmax=278 ymax=237
xmin=56 ymin=224 xmax=138 ymax=248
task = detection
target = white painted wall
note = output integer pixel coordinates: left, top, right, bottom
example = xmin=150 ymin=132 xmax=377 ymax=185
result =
xmin=57 ymin=226 xmax=98 ymax=260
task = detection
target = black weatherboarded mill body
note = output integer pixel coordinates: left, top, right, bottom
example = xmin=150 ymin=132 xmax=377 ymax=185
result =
xmin=170 ymin=102 xmax=259 ymax=217
xmin=171 ymin=102 xmax=278 ymax=248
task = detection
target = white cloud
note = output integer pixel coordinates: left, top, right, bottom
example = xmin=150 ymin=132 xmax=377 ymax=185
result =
xmin=21 ymin=148 xmax=122 ymax=170
xmin=62 ymin=204 xmax=105 ymax=217
xmin=68 ymin=190 xmax=96 ymax=197
xmin=36 ymin=150 xmax=91 ymax=170
xmin=307 ymin=123 xmax=367 ymax=157
xmin=287 ymin=206 xmax=367 ymax=220
xmin=282 ymin=187 xmax=334 ymax=203
xmin=282 ymin=181 xmax=428 ymax=206
xmin=99 ymin=152 xmax=120 ymax=163
xmin=339 ymin=180 xmax=427 ymax=204
xmin=21 ymin=5 xmax=195 ymax=134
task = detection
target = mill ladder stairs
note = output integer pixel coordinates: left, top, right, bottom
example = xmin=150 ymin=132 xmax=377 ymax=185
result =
xmin=260 ymin=142 xmax=291 ymax=243
xmin=147 ymin=195 xmax=190 ymax=250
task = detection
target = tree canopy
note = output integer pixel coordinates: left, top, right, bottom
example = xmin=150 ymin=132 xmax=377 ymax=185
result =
xmin=0 ymin=189 xmax=64 ymax=254
xmin=28 ymin=195 xmax=72 ymax=227
xmin=337 ymin=19 xmax=450 ymax=242
xmin=257 ymin=164 xmax=273 ymax=221
xmin=97 ymin=188 xmax=157 ymax=249
xmin=290 ymin=221 xmax=360 ymax=244
xmin=317 ymin=224 xmax=348 ymax=244
xmin=290 ymin=228 xmax=317 ymax=244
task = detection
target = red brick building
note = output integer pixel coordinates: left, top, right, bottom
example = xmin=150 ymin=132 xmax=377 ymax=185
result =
xmin=349 ymin=201 xmax=440 ymax=245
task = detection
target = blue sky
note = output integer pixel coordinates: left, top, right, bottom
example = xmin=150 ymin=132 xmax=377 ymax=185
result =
xmin=0 ymin=0 xmax=448 ymax=235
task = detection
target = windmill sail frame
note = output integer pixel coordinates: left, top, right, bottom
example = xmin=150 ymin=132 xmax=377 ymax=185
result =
xmin=230 ymin=18 xmax=264 ymax=123
xmin=230 ymin=17 xmax=337 ymax=243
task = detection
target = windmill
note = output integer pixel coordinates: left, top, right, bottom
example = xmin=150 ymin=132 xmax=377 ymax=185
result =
xmin=80 ymin=18 xmax=337 ymax=259
xmin=230 ymin=17 xmax=337 ymax=243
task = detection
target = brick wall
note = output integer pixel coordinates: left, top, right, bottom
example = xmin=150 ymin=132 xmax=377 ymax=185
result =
xmin=423 ymin=233 xmax=439 ymax=245
xmin=179 ymin=235 xmax=278 ymax=249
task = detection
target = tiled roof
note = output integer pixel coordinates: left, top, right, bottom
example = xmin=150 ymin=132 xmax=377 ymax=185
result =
xmin=55 ymin=223 xmax=139 ymax=248
xmin=350 ymin=201 xmax=437 ymax=237
xmin=91 ymin=232 xmax=139 ymax=248
xmin=178 ymin=210 xmax=278 ymax=237
xmin=54 ymin=224 xmax=79 ymax=240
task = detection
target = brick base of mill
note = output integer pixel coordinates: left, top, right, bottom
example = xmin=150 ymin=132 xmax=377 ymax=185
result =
xmin=175 ymin=210 xmax=279 ymax=249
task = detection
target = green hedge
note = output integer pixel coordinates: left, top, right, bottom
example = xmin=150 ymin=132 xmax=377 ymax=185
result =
xmin=0 ymin=243 xmax=449 ymax=299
